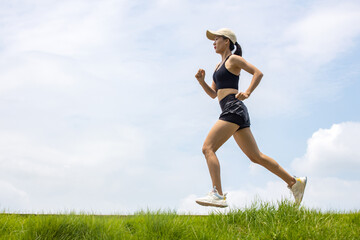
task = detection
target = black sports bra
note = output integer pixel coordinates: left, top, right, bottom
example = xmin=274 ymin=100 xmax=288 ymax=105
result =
xmin=213 ymin=55 xmax=239 ymax=90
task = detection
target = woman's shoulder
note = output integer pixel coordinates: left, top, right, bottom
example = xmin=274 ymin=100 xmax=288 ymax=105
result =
xmin=228 ymin=55 xmax=246 ymax=68
xmin=229 ymin=54 xmax=244 ymax=62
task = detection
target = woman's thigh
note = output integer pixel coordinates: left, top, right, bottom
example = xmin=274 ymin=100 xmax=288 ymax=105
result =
xmin=232 ymin=127 xmax=261 ymax=160
xmin=203 ymin=120 xmax=239 ymax=153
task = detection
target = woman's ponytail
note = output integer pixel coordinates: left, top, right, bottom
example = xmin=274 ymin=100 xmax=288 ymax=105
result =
xmin=227 ymin=38 xmax=242 ymax=56
xmin=225 ymin=36 xmax=243 ymax=56
xmin=234 ymin=42 xmax=242 ymax=56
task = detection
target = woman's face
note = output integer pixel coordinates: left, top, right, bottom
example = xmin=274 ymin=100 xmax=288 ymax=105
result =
xmin=213 ymin=36 xmax=228 ymax=53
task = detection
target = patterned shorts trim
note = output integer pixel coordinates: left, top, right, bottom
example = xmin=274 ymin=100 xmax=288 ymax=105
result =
xmin=219 ymin=94 xmax=251 ymax=130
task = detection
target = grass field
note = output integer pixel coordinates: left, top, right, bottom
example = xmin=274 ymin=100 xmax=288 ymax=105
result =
xmin=1 ymin=201 xmax=359 ymax=239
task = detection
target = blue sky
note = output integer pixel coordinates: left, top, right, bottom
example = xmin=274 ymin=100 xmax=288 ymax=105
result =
xmin=0 ymin=0 xmax=359 ymax=214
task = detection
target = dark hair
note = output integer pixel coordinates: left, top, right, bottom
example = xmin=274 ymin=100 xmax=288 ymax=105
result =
xmin=221 ymin=36 xmax=243 ymax=56
xmin=230 ymin=41 xmax=242 ymax=56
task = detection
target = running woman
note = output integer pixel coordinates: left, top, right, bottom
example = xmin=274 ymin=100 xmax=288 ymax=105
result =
xmin=195 ymin=28 xmax=307 ymax=208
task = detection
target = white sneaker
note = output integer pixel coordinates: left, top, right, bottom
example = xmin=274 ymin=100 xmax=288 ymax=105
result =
xmin=195 ymin=187 xmax=228 ymax=208
xmin=289 ymin=176 xmax=307 ymax=204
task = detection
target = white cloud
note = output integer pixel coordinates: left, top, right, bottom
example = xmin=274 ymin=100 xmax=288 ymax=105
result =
xmin=247 ymin=1 xmax=360 ymax=117
xmin=0 ymin=0 xmax=128 ymax=56
xmin=0 ymin=124 xmax=145 ymax=168
xmin=0 ymin=180 xmax=29 ymax=211
xmin=283 ymin=2 xmax=360 ymax=65
xmin=0 ymin=126 xmax=147 ymax=213
xmin=292 ymin=122 xmax=360 ymax=177
xmin=302 ymin=177 xmax=360 ymax=211
xmin=291 ymin=122 xmax=360 ymax=211
xmin=0 ymin=52 xmax=77 ymax=93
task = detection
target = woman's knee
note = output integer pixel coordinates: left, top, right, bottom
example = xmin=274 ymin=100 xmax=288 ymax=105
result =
xmin=202 ymin=145 xmax=215 ymax=156
xmin=248 ymin=152 xmax=265 ymax=164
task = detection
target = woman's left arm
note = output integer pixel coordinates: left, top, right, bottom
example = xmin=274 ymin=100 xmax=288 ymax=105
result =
xmin=231 ymin=56 xmax=263 ymax=100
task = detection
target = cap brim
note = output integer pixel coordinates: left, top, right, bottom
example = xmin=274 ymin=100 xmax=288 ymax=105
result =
xmin=206 ymin=30 xmax=219 ymax=41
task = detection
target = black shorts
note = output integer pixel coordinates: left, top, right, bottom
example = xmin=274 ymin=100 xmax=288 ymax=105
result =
xmin=219 ymin=94 xmax=251 ymax=130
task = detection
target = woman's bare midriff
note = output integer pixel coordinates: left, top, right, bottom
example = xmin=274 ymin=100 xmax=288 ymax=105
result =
xmin=217 ymin=88 xmax=238 ymax=101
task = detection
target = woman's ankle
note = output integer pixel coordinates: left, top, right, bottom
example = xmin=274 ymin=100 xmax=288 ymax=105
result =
xmin=287 ymin=177 xmax=296 ymax=188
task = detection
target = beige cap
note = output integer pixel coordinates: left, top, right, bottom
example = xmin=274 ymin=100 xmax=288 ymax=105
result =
xmin=206 ymin=28 xmax=237 ymax=44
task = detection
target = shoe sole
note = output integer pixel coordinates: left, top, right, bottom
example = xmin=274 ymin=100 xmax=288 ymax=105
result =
xmin=302 ymin=176 xmax=308 ymax=201
xmin=195 ymin=200 xmax=228 ymax=208
xmin=297 ymin=176 xmax=308 ymax=204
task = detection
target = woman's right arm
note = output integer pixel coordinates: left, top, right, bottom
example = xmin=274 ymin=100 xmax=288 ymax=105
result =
xmin=195 ymin=68 xmax=217 ymax=99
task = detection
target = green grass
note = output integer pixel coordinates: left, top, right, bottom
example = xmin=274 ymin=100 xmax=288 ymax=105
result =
xmin=0 ymin=201 xmax=359 ymax=239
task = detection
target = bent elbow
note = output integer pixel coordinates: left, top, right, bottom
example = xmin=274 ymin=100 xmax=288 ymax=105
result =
xmin=210 ymin=90 xmax=218 ymax=99
xmin=258 ymin=71 xmax=264 ymax=78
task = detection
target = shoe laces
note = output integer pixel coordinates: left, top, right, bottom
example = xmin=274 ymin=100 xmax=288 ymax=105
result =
xmin=211 ymin=186 xmax=227 ymax=199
